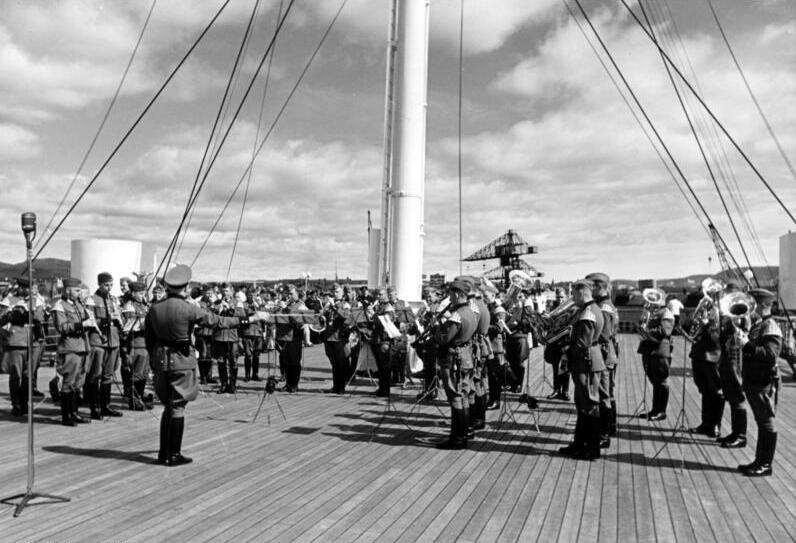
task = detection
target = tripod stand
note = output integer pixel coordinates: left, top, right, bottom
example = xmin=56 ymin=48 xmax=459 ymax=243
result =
xmin=652 ymin=337 xmax=699 ymax=469
xmin=251 ymin=351 xmax=287 ymax=424
xmin=493 ymin=364 xmax=540 ymax=434
xmin=344 ymin=340 xmax=377 ymax=396
xmin=630 ymin=356 xmax=650 ymax=419
xmin=1 ymin=213 xmax=70 ymax=517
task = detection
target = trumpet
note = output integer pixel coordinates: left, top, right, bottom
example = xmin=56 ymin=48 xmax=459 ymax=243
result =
xmin=638 ymin=287 xmax=666 ymax=341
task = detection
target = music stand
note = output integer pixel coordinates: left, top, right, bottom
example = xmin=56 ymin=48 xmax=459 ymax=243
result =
xmin=630 ymin=356 xmax=650 ymax=420
xmin=652 ymin=336 xmax=699 ymax=470
xmin=493 ymin=364 xmax=539 ymax=434
xmin=1 ymin=213 xmax=70 ymax=517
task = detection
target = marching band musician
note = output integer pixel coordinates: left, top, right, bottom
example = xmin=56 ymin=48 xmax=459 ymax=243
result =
xmin=558 ymin=279 xmax=605 ymax=460
xmin=716 ymin=280 xmax=749 ymax=448
xmin=736 ymin=288 xmax=781 ymax=477
xmin=687 ymin=284 xmax=725 ymax=438
xmin=466 ymin=276 xmax=492 ymax=433
xmin=504 ymin=288 xmax=532 ymax=396
xmin=241 ymin=289 xmax=264 ymax=382
xmin=275 ymin=285 xmax=307 ymax=393
xmin=637 ymin=290 xmax=674 ymax=422
xmin=144 ymin=265 xmax=263 ymax=466
xmin=544 ymin=288 xmax=571 ymax=401
xmin=1 ymin=279 xmax=33 ymax=416
xmin=484 ymin=283 xmax=510 ymax=409
xmin=585 ymin=272 xmax=619 ymax=446
xmin=369 ymin=287 xmax=396 ymax=398
xmin=194 ymin=287 xmax=218 ymax=385
xmin=434 ymin=278 xmax=479 ymax=450
xmin=415 ymin=286 xmax=442 ymax=400
xmin=212 ymin=283 xmax=244 ymax=394
xmin=52 ymin=278 xmax=94 ymax=426
xmin=86 ymin=272 xmax=124 ymax=419
xmin=322 ymin=283 xmax=351 ymax=395
xmin=121 ymin=281 xmax=150 ymax=410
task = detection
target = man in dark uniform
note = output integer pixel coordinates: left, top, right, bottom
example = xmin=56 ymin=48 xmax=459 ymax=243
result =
xmin=687 ymin=284 xmax=724 ymax=438
xmin=558 ymin=279 xmax=605 ymax=460
xmin=484 ymin=284 xmax=509 ymax=409
xmin=544 ymin=288 xmax=571 ymax=401
xmin=434 ymin=279 xmax=478 ymax=450
xmin=194 ymin=287 xmax=217 ymax=385
xmin=716 ymin=280 xmax=750 ymax=448
xmin=737 ymin=288 xmax=782 ymax=477
xmin=212 ymin=283 xmax=244 ymax=393
xmin=144 ymin=265 xmax=262 ymax=466
xmin=637 ymin=293 xmax=674 ymax=421
xmin=586 ymin=272 xmax=619 ymax=446
xmin=369 ymin=287 xmax=396 ymax=397
xmin=86 ymin=272 xmax=124 ymax=420
xmin=415 ymin=286 xmax=442 ymax=400
xmin=1 ymin=280 xmax=32 ymax=416
xmin=322 ymin=283 xmax=351 ymax=394
xmin=241 ymin=289 xmax=264 ymax=382
xmin=463 ymin=276 xmax=491 ymax=433
xmin=52 ymin=278 xmax=94 ymax=426
xmin=121 ymin=281 xmax=150 ymax=410
xmin=275 ymin=285 xmax=307 ymax=393
xmin=504 ymin=289 xmax=532 ymax=395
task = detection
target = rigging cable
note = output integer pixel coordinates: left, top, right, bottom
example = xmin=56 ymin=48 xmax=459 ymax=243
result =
xmin=652 ymin=0 xmax=770 ymax=281
xmin=190 ymin=0 xmax=349 ymax=267
xmin=457 ymin=0 xmax=464 ymax=275
xmin=32 ymin=0 xmax=235 ymax=261
xmin=151 ymin=0 xmax=298 ymax=280
xmin=570 ymin=0 xmax=745 ymax=272
xmin=35 ymin=0 xmax=158 ymax=251
xmin=155 ymin=0 xmax=264 ymax=282
xmin=638 ymin=1 xmax=759 ymax=286
xmin=562 ymin=0 xmax=710 ymax=239
xmin=617 ymin=0 xmax=796 ymax=226
xmin=226 ymin=0 xmax=285 ymax=280
xmin=705 ymin=0 xmax=796 ymax=184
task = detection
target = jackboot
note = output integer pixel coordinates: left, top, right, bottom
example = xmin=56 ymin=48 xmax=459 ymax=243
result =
xmin=61 ymin=391 xmax=77 ymax=426
xmin=197 ymin=360 xmax=208 ymax=385
xmin=216 ymin=361 xmax=229 ymax=393
xmin=130 ymin=380 xmax=146 ymax=411
xmin=121 ymin=366 xmax=133 ymax=400
xmin=87 ymin=382 xmax=102 ymax=420
xmin=574 ymin=417 xmax=601 ymax=460
xmin=436 ymin=406 xmax=468 ymax=450
xmin=167 ymin=417 xmax=193 ymax=466
xmin=229 ymin=365 xmax=238 ymax=393
xmin=244 ymin=356 xmax=251 ymax=382
xmin=559 ymin=414 xmax=584 ymax=456
xmin=157 ymin=412 xmax=171 ymax=464
xmin=472 ymin=395 xmax=487 ymax=431
xmin=100 ymin=383 xmax=123 ymax=417
xmin=49 ymin=376 xmax=61 ymax=404
xmin=599 ymin=407 xmax=611 ymax=449
xmin=743 ymin=431 xmax=776 ymax=477
xmin=720 ymin=408 xmax=747 ymax=448
xmin=463 ymin=403 xmax=474 ymax=440
xmin=71 ymin=391 xmax=90 ymax=424
xmin=709 ymin=397 xmax=725 ymax=438
xmin=608 ymin=400 xmax=617 ymax=437
xmin=251 ymin=355 xmax=260 ymax=381
xmin=203 ymin=359 xmax=218 ymax=384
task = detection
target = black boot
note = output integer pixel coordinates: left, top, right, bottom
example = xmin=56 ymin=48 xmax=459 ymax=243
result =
xmin=157 ymin=412 xmax=171 ymax=464
xmin=472 ymin=395 xmax=487 ymax=431
xmin=167 ymin=417 xmax=193 ymax=466
xmin=559 ymin=414 xmax=584 ymax=456
xmin=738 ymin=432 xmax=764 ymax=472
xmin=216 ymin=361 xmax=228 ymax=393
xmin=61 ymin=391 xmax=77 ymax=426
xmin=599 ymin=406 xmax=611 ymax=449
xmin=608 ymin=400 xmax=617 ymax=437
xmin=71 ymin=390 xmax=90 ymax=424
xmin=49 ymin=376 xmax=61 ymax=404
xmin=101 ymin=384 xmax=123 ymax=417
xmin=229 ymin=364 xmax=238 ymax=393
xmin=744 ymin=431 xmax=776 ymax=477
xmin=204 ymin=359 xmax=217 ymax=384
xmin=251 ymin=354 xmax=260 ymax=381
xmin=709 ymin=398 xmax=725 ymax=438
xmin=130 ymin=380 xmax=146 ymax=411
xmin=721 ymin=408 xmax=747 ymax=448
xmin=121 ymin=366 xmax=132 ymax=401
xmin=87 ymin=383 xmax=102 ymax=420
xmin=436 ymin=406 xmax=468 ymax=450
xmin=574 ymin=416 xmax=601 ymax=460
xmin=463 ymin=403 xmax=474 ymax=440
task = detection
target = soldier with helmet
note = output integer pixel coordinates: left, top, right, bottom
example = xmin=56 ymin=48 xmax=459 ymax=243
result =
xmin=558 ymin=279 xmax=605 ymax=460
xmin=736 ymin=288 xmax=782 ymax=476
xmin=144 ymin=265 xmax=263 ymax=466
xmin=585 ymin=272 xmax=619 ymax=446
xmin=434 ymin=278 xmax=479 ymax=450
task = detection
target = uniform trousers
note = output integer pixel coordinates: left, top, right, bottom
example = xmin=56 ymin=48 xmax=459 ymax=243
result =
xmin=505 ymin=336 xmax=528 ymax=390
xmin=3 ymin=348 xmax=28 ymax=410
xmin=643 ymin=355 xmax=671 ymax=414
xmin=87 ymin=346 xmax=120 ymax=385
xmin=57 ymin=352 xmax=85 ymax=393
xmin=277 ymin=339 xmax=303 ymax=389
xmin=324 ymin=341 xmax=349 ymax=391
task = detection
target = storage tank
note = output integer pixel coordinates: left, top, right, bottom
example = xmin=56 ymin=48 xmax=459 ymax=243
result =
xmin=780 ymin=232 xmax=796 ymax=311
xmin=71 ymin=239 xmax=142 ymax=296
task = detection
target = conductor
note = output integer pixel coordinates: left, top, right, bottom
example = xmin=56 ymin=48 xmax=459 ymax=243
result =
xmin=145 ymin=264 xmax=261 ymax=466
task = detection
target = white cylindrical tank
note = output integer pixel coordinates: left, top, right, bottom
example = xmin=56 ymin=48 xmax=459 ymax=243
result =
xmin=71 ymin=239 xmax=142 ymax=296
xmin=780 ymin=233 xmax=796 ymax=310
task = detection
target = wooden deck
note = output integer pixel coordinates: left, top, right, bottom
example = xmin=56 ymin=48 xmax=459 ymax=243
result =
xmin=1 ymin=335 xmax=795 ymax=542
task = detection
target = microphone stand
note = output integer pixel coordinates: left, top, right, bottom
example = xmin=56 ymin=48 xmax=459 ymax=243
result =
xmin=2 ymin=213 xmax=70 ymax=517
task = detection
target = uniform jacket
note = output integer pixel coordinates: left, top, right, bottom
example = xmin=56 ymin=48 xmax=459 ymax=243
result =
xmin=212 ymin=298 xmax=244 ymax=342
xmin=371 ymin=302 xmax=396 ymax=345
xmin=122 ymin=299 xmax=149 ymax=349
xmin=275 ymin=300 xmax=307 ymax=343
xmin=741 ymin=315 xmax=782 ymax=386
xmin=145 ymin=294 xmax=244 ymax=372
xmin=637 ymin=307 xmax=674 ymax=358
xmin=487 ymin=301 xmax=507 ymax=355
xmin=0 ymin=297 xmax=30 ymax=348
xmin=88 ymin=291 xmax=122 ymax=348
xmin=52 ymin=297 xmax=91 ymax=354
xmin=568 ymin=301 xmax=606 ymax=373
xmin=688 ymin=312 xmax=722 ymax=363
xmin=597 ymin=298 xmax=619 ymax=368
xmin=240 ymin=300 xmax=263 ymax=338
xmin=322 ymin=299 xmax=351 ymax=343
xmin=434 ymin=301 xmax=478 ymax=369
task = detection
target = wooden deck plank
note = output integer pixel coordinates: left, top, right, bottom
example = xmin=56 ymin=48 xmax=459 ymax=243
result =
xmin=0 ymin=338 xmax=795 ymax=542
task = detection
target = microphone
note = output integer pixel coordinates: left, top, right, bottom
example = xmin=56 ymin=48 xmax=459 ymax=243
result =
xmin=21 ymin=212 xmax=36 ymax=245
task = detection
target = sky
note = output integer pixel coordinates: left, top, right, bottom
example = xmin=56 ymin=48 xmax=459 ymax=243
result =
xmin=1 ymin=0 xmax=794 ymax=283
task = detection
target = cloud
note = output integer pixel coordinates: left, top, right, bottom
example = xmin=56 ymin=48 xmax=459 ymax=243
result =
xmin=0 ymin=123 xmax=41 ymax=160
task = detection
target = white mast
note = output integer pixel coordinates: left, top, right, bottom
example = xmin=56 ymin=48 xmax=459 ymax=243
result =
xmin=385 ymin=0 xmax=430 ymax=302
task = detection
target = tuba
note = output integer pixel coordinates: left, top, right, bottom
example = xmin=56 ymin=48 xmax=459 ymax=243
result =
xmin=682 ymin=277 xmax=724 ymax=342
xmin=504 ymin=270 xmax=534 ymax=312
xmin=638 ymin=287 xmax=666 ymax=341
xmin=540 ymin=298 xmax=579 ymax=344
xmin=720 ymin=291 xmax=755 ymax=370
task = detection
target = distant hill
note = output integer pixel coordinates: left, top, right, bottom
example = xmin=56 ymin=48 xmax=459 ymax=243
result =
xmin=0 ymin=258 xmax=70 ymax=280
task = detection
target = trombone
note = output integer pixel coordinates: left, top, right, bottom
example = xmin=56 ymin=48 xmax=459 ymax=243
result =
xmin=638 ymin=287 xmax=666 ymax=342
